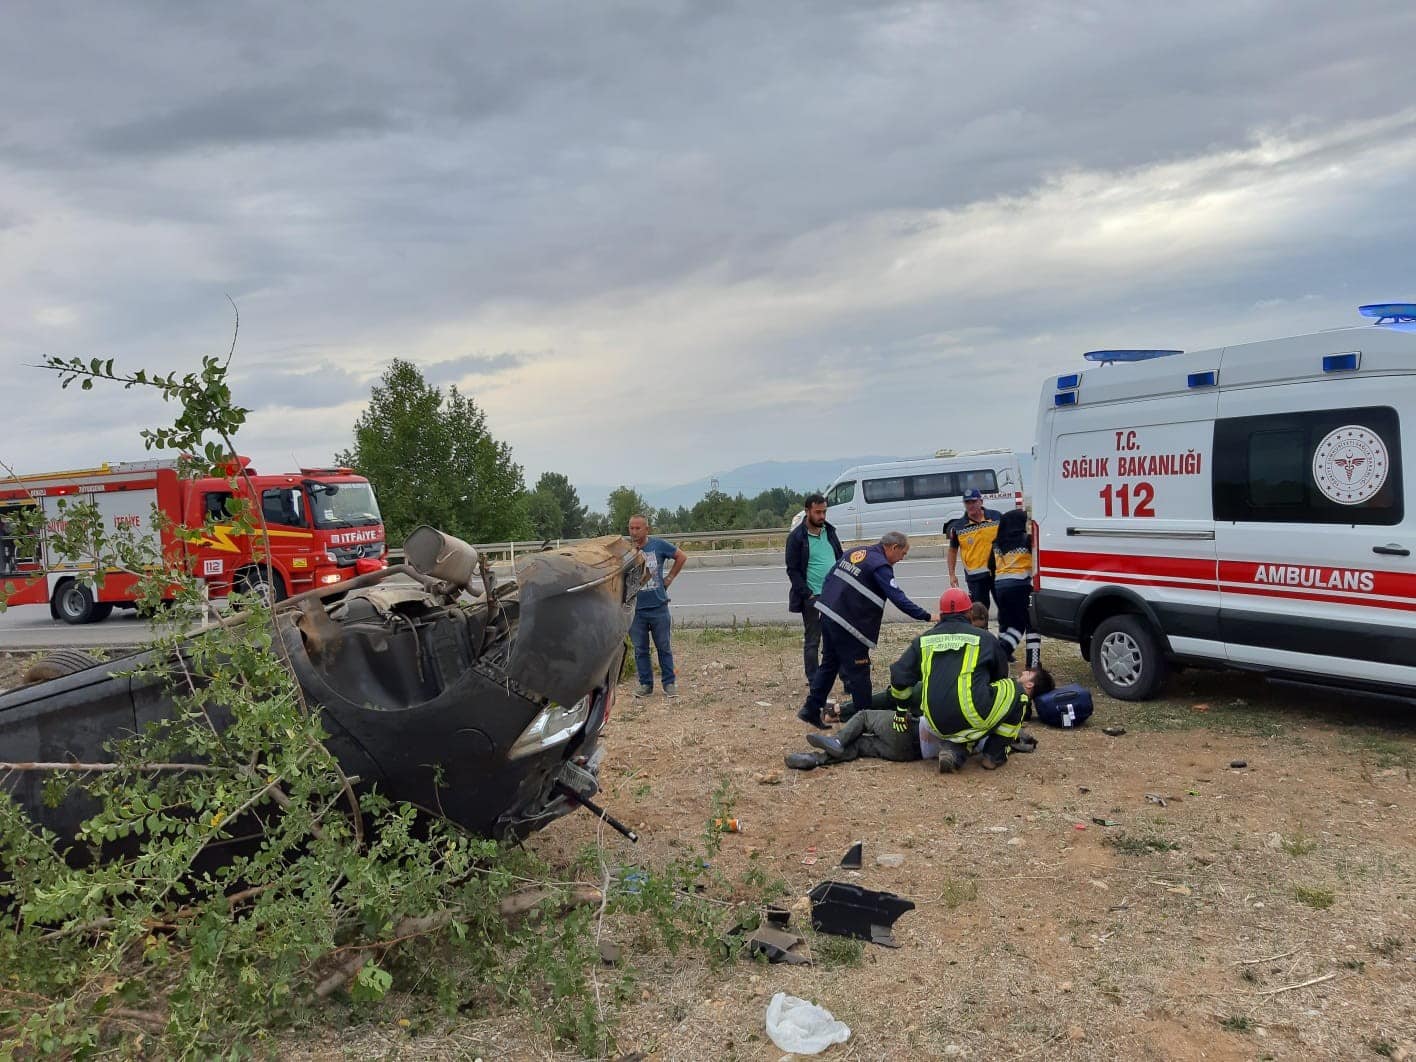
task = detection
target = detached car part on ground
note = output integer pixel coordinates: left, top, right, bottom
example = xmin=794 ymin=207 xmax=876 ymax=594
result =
xmin=0 ymin=528 xmax=646 ymax=850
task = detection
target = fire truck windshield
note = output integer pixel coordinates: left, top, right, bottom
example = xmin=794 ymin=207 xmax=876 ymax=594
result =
xmin=308 ymin=481 xmax=382 ymax=529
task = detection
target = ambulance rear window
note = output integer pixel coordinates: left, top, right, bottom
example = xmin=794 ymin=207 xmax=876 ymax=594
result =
xmin=1213 ymin=406 xmax=1402 ymax=525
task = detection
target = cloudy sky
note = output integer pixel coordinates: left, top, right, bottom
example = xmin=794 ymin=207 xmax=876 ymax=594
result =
xmin=3 ymin=0 xmax=1415 ymax=506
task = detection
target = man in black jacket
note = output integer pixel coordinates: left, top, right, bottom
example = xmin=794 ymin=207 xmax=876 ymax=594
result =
xmin=785 ymin=493 xmax=843 ymax=684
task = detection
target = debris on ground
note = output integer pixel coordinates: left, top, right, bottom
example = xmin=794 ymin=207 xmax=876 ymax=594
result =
xmin=1102 ymin=726 xmax=1127 ymax=737
xmin=875 ymin=853 xmax=905 ymax=867
xmin=809 ymin=881 xmax=915 ymax=948
xmin=764 ymin=992 xmax=851 ymax=1055
xmin=1230 ymin=759 xmax=1248 ymax=768
xmin=839 ymin=841 xmax=863 ymax=868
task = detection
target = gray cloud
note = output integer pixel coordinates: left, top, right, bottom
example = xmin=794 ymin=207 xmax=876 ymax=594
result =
xmin=3 ymin=0 xmax=1416 ymax=487
xmin=90 ymin=85 xmax=394 ymax=157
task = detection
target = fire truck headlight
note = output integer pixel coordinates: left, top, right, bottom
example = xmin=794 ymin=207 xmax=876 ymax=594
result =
xmin=318 ymin=573 xmax=342 ymax=585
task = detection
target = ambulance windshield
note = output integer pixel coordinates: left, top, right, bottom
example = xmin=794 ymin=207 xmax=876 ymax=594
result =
xmin=309 ymin=482 xmax=382 ymax=529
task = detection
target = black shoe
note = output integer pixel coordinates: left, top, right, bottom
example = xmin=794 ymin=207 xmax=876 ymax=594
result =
xmin=1010 ymin=730 xmax=1038 ymax=754
xmin=785 ymin=751 xmax=825 ymax=770
xmin=797 ymin=704 xmax=829 ymax=730
xmin=937 ymin=745 xmax=967 ymax=773
xmin=806 ymin=733 xmax=846 ymax=757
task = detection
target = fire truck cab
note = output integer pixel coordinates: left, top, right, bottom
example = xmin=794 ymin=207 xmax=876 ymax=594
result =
xmin=0 ymin=458 xmax=386 ymax=623
xmin=1031 ymin=304 xmax=1416 ymax=701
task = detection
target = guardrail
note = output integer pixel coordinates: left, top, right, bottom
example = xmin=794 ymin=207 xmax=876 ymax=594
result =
xmin=386 ymin=526 xmax=953 ymax=567
xmin=386 ymin=527 xmax=793 ymax=566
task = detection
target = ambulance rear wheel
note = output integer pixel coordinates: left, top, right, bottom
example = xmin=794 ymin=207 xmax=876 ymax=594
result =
xmin=1091 ymin=614 xmax=1167 ymax=701
xmin=53 ymin=581 xmax=112 ymax=625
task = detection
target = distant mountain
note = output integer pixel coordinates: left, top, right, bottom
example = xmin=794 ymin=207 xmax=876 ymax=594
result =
xmin=578 ymin=456 xmax=905 ymax=513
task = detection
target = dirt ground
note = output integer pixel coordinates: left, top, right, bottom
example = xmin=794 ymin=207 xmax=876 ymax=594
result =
xmin=6 ymin=632 xmax=1416 ymax=1061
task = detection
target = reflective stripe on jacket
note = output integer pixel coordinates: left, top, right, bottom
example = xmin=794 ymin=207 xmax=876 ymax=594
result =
xmin=888 ymin=616 xmax=1023 ymax=744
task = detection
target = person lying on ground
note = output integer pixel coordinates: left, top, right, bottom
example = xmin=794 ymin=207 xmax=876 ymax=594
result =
xmin=784 ymin=700 xmax=922 ymax=770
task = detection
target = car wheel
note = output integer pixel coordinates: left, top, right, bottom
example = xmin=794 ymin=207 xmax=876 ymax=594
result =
xmin=1091 ymin=613 xmax=1167 ymax=701
xmin=53 ymin=581 xmax=99 ymax=625
xmin=235 ymin=567 xmax=287 ymax=606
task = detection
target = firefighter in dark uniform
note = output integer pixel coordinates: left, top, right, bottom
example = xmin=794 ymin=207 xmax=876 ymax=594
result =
xmin=796 ymin=530 xmax=932 ymax=729
xmin=889 ymin=587 xmax=1029 ymax=771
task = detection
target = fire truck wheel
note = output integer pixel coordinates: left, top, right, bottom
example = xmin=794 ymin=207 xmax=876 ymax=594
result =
xmin=1090 ymin=613 xmax=1168 ymax=701
xmin=53 ymin=580 xmax=108 ymax=625
xmin=236 ymin=567 xmax=287 ymax=606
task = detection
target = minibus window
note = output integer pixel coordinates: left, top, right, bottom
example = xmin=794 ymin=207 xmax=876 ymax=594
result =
xmin=956 ymin=470 xmax=998 ymax=496
xmin=863 ymin=477 xmax=907 ymax=503
xmin=826 ymin=481 xmax=855 ymax=506
xmin=911 ymin=473 xmax=955 ymax=499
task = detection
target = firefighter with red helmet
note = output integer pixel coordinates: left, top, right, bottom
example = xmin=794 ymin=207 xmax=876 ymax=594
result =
xmin=889 ymin=587 xmax=1031 ymax=772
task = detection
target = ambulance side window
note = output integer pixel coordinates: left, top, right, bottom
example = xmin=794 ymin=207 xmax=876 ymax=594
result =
xmin=1213 ymin=406 xmax=1403 ymax=525
xmin=826 ymin=481 xmax=855 ymax=506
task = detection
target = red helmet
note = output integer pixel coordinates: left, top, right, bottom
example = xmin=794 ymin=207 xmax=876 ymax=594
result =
xmin=939 ymin=587 xmax=973 ymax=615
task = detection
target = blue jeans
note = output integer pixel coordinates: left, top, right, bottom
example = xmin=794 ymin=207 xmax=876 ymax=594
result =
xmin=630 ymin=606 xmax=675 ymax=688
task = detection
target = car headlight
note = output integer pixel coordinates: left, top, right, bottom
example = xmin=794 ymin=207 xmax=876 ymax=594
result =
xmin=508 ymin=696 xmax=591 ymax=760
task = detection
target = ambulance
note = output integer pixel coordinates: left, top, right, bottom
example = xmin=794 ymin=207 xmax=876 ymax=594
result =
xmin=1030 ymin=304 xmax=1416 ymax=700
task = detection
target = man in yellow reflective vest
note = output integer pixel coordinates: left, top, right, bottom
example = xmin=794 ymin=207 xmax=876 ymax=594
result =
xmin=888 ymin=587 xmax=1030 ymax=772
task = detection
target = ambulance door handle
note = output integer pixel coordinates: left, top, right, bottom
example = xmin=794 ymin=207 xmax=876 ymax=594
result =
xmin=1372 ymin=544 xmax=1410 ymax=557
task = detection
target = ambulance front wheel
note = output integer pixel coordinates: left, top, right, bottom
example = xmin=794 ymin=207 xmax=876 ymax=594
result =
xmin=1091 ymin=614 xmax=1167 ymax=701
xmin=52 ymin=580 xmax=115 ymax=625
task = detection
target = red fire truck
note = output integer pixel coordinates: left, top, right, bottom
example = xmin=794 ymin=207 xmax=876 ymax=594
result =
xmin=0 ymin=458 xmax=386 ymax=623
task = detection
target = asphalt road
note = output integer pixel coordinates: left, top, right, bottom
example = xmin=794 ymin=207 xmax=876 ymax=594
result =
xmin=0 ymin=556 xmax=959 ymax=651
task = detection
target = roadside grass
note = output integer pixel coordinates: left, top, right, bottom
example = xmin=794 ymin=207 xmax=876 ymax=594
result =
xmin=1293 ymin=884 xmax=1336 ymax=909
xmin=1103 ymin=832 xmax=1180 ymax=856
xmin=680 ymin=624 xmax=802 ymax=651
xmin=1044 ymin=645 xmax=1416 ymax=751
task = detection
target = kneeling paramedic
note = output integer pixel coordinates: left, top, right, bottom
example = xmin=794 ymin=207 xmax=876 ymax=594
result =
xmin=889 ymin=588 xmax=1030 ymax=771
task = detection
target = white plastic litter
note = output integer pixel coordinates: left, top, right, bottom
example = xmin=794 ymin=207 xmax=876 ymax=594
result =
xmin=765 ymin=992 xmax=851 ymax=1054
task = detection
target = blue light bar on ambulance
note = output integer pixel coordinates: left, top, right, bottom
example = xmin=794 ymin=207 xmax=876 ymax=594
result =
xmin=1082 ymin=349 xmax=1183 ymax=364
xmin=1323 ymin=351 xmax=1360 ymax=373
xmin=1358 ymin=303 xmax=1416 ymax=323
xmin=1187 ymin=370 xmax=1217 ymax=388
xmin=1054 ymin=391 xmax=1078 ymax=407
xmin=1056 ymin=373 xmax=1081 ymax=390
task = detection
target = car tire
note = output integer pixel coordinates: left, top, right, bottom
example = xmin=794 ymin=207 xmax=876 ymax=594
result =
xmin=235 ymin=567 xmax=287 ymax=606
xmin=22 ymin=649 xmax=103 ymax=685
xmin=53 ymin=580 xmax=100 ymax=625
xmin=1090 ymin=613 xmax=1167 ymax=701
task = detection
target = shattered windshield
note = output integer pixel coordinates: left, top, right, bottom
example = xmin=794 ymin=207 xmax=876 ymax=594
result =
xmin=309 ymin=482 xmax=382 ymax=529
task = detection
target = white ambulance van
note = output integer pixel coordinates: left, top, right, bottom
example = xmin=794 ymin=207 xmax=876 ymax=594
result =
xmin=822 ymin=449 xmax=1025 ymax=540
xmin=1031 ymin=304 xmax=1416 ymax=701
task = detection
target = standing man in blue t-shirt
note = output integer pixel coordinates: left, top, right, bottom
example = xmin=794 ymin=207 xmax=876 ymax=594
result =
xmin=627 ymin=514 xmax=687 ymax=698
xmin=785 ymin=493 xmax=843 ymax=684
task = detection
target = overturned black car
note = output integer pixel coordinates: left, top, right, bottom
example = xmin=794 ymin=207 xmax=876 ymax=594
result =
xmin=0 ymin=528 xmax=645 ymax=849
